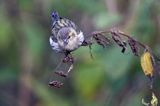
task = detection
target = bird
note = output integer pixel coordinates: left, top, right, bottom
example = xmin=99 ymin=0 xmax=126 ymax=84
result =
xmin=49 ymin=11 xmax=85 ymax=55
xmin=49 ymin=11 xmax=85 ymax=86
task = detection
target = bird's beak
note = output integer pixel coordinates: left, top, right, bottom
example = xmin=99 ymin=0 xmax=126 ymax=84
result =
xmin=64 ymin=39 xmax=68 ymax=46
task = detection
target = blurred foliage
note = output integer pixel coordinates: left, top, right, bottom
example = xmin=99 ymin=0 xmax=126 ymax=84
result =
xmin=0 ymin=0 xmax=159 ymax=106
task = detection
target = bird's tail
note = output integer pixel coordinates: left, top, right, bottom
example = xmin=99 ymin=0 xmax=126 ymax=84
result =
xmin=51 ymin=11 xmax=60 ymax=22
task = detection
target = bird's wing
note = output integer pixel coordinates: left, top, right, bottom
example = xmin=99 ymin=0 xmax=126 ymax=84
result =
xmin=52 ymin=18 xmax=80 ymax=38
xmin=61 ymin=18 xmax=80 ymax=34
xmin=49 ymin=36 xmax=62 ymax=52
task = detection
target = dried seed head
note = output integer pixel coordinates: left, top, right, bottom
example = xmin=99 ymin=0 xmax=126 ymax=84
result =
xmin=92 ymin=32 xmax=110 ymax=48
xmin=111 ymin=34 xmax=127 ymax=53
xmin=55 ymin=71 xmax=67 ymax=77
xmin=128 ymin=38 xmax=139 ymax=56
xmin=151 ymin=93 xmax=158 ymax=106
xmin=140 ymin=51 xmax=154 ymax=77
xmin=63 ymin=56 xmax=70 ymax=63
xmin=63 ymin=54 xmax=74 ymax=63
xmin=49 ymin=80 xmax=63 ymax=88
xmin=141 ymin=92 xmax=158 ymax=106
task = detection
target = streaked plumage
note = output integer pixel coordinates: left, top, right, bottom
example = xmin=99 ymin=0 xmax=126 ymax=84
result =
xmin=49 ymin=11 xmax=84 ymax=53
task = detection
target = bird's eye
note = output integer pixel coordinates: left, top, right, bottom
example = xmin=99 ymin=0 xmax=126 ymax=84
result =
xmin=68 ymin=36 xmax=71 ymax=39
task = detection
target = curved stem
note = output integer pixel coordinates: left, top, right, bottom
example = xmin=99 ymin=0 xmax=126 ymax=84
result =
xmin=92 ymin=29 xmax=147 ymax=49
xmin=117 ymin=31 xmax=146 ymax=49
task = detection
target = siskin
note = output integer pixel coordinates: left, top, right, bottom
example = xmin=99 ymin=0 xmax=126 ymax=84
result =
xmin=49 ymin=11 xmax=84 ymax=54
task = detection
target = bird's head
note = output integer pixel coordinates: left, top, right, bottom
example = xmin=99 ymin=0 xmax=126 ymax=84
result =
xmin=57 ymin=27 xmax=84 ymax=51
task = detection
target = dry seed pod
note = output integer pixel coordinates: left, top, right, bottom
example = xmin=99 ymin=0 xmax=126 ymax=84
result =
xmin=140 ymin=51 xmax=154 ymax=77
xmin=141 ymin=93 xmax=158 ymax=106
xmin=151 ymin=93 xmax=158 ymax=106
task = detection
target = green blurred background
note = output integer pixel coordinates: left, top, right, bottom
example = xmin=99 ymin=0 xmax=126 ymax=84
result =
xmin=0 ymin=0 xmax=160 ymax=106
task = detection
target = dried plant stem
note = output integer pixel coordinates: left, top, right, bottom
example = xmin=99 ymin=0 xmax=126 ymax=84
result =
xmin=117 ymin=31 xmax=146 ymax=49
xmin=97 ymin=28 xmax=147 ymax=49
xmin=93 ymin=29 xmax=146 ymax=49
xmin=67 ymin=64 xmax=73 ymax=73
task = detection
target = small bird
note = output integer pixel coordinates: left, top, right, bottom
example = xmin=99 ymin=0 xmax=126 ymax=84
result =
xmin=49 ymin=11 xmax=85 ymax=54
xmin=49 ymin=11 xmax=85 ymax=87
